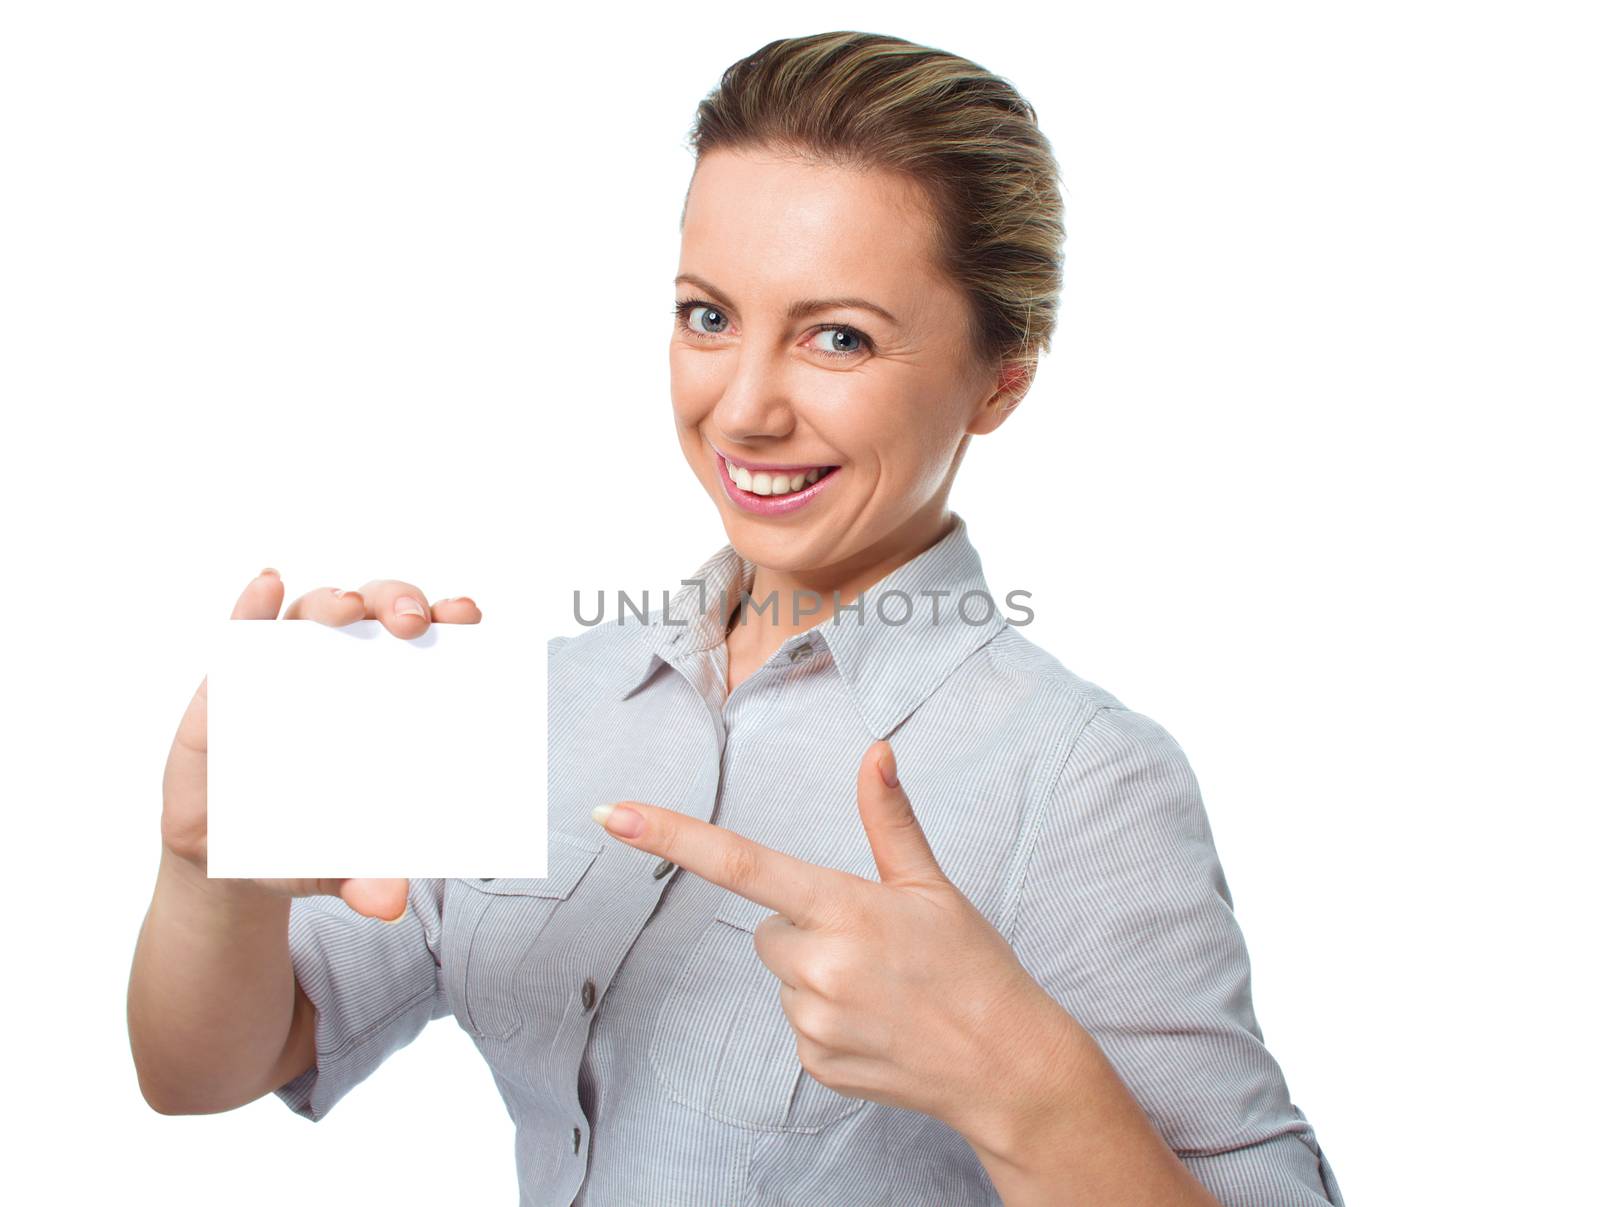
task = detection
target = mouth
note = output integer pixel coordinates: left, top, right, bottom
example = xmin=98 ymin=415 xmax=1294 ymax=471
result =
xmin=711 ymin=445 xmax=842 ymax=516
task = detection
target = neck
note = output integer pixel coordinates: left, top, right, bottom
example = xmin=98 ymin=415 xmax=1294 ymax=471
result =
xmin=725 ymin=503 xmax=958 ymax=647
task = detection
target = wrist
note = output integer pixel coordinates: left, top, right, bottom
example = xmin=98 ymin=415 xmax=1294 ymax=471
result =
xmin=956 ymin=1004 xmax=1225 ymax=1207
xmin=955 ymin=989 xmax=1093 ymax=1171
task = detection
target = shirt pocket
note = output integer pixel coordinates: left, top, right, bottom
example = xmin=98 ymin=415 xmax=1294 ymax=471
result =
xmin=443 ymin=832 xmax=602 ymax=1041
xmin=647 ymin=890 xmax=870 ymax=1133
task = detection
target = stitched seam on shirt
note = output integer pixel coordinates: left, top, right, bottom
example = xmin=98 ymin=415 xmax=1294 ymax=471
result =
xmin=320 ymin=982 xmax=439 ymax=1066
xmin=997 ymin=702 xmax=1111 ymax=941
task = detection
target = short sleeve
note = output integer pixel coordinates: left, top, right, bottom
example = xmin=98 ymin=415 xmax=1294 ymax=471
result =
xmin=272 ymin=877 xmax=450 ymax=1122
xmin=1010 ymin=706 xmax=1344 ymax=1206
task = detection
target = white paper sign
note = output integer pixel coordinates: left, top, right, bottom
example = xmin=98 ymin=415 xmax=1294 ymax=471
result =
xmin=206 ymin=618 xmax=546 ymax=878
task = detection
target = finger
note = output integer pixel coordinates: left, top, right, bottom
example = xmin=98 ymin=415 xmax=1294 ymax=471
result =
xmin=752 ymin=913 xmax=806 ymax=990
xmin=230 ymin=568 xmax=285 ymax=620
xmin=283 ymin=586 xmax=368 ymax=626
xmin=591 ymin=801 xmax=861 ymax=929
xmin=338 ymin=877 xmax=410 ymax=923
xmin=430 ymin=595 xmax=482 ymax=624
xmin=355 ymin=579 xmax=433 ymax=638
xmin=856 ymin=740 xmax=946 ymax=888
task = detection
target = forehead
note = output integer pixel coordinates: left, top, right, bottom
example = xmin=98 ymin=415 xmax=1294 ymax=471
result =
xmin=679 ymin=148 xmax=947 ymax=311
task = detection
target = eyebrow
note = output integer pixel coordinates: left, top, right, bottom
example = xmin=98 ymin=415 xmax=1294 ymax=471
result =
xmin=674 ymin=273 xmax=900 ymax=327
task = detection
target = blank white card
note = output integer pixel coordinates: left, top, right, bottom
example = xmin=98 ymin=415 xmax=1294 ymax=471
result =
xmin=206 ymin=618 xmax=547 ymax=879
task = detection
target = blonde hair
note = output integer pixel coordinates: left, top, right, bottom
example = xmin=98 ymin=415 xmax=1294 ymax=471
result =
xmin=684 ymin=30 xmax=1065 ymax=379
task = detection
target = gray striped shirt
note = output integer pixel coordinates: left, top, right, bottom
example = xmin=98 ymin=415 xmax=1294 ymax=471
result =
xmin=274 ymin=514 xmax=1344 ymax=1206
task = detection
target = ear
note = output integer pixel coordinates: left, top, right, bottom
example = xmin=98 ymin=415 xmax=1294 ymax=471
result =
xmin=967 ymin=358 xmax=1035 ymax=436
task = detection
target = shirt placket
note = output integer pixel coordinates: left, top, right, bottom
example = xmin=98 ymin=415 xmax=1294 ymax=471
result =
xmin=565 ymin=631 xmax=824 ymax=1204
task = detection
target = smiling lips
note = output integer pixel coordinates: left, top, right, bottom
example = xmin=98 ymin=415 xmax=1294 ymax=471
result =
xmin=714 ymin=448 xmax=841 ymax=515
xmin=719 ymin=453 xmax=833 ymax=496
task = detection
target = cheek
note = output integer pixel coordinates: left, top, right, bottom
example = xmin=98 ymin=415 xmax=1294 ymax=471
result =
xmin=825 ymin=393 xmax=955 ymax=489
xmin=668 ymin=345 xmax=722 ymax=424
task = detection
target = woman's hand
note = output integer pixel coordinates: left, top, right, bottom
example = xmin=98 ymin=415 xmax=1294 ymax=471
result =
xmin=160 ymin=568 xmax=482 ymax=922
xmin=589 ymin=740 xmax=1080 ymax=1137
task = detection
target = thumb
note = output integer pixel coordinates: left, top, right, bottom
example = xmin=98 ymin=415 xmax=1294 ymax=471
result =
xmin=340 ymin=877 xmax=411 ymax=924
xmin=856 ymin=740 xmax=946 ymax=887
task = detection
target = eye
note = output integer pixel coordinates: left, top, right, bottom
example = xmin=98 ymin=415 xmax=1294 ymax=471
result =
xmin=674 ymin=299 xmax=730 ymax=337
xmin=805 ymin=325 xmax=872 ymax=359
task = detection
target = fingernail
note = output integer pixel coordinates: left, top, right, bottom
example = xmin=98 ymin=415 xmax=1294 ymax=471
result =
xmin=455 ymin=596 xmax=477 ymax=609
xmin=877 ymin=747 xmax=899 ymax=789
xmin=592 ymin=803 xmax=644 ymax=839
xmin=381 ymin=901 xmax=409 ymax=924
xmin=259 ymin=567 xmax=279 ymax=579
xmin=395 ymin=596 xmax=427 ymax=618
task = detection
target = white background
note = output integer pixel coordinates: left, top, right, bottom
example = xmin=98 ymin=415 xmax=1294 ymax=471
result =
xmin=3 ymin=2 xmax=1594 ymax=1204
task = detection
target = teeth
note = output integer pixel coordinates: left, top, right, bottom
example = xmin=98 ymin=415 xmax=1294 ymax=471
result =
xmin=725 ymin=457 xmax=831 ymax=496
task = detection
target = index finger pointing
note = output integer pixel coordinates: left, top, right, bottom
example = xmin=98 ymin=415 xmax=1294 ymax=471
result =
xmin=591 ymin=801 xmax=855 ymax=930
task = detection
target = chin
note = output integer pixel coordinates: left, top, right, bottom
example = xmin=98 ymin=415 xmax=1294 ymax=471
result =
xmin=717 ymin=512 xmax=833 ymax=570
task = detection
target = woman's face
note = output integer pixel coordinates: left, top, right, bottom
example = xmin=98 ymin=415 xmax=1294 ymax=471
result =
xmin=670 ymin=146 xmax=1018 ymax=577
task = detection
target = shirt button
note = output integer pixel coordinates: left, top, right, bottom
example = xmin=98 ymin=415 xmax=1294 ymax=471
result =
xmin=572 ymin=1126 xmax=582 ymax=1153
xmin=581 ymin=978 xmax=596 ymax=1010
xmin=652 ymin=857 xmax=675 ymax=880
xmin=788 ymin=641 xmax=814 ymax=662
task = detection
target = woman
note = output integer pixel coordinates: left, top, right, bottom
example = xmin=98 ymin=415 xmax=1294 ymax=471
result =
xmin=133 ymin=31 xmax=1343 ymax=1207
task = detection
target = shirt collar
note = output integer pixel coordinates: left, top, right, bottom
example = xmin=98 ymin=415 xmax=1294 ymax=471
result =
xmin=612 ymin=513 xmax=1008 ymax=739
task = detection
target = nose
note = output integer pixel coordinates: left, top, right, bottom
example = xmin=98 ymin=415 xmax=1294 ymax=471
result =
xmin=711 ymin=344 xmax=796 ymax=444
